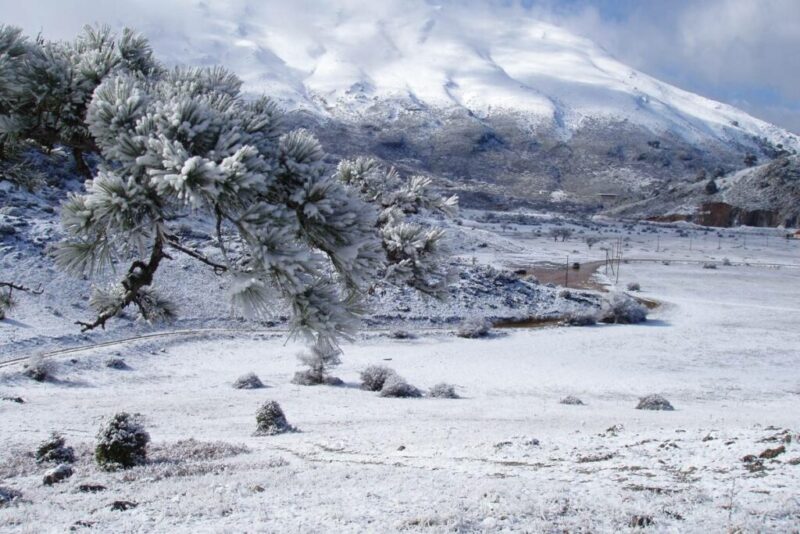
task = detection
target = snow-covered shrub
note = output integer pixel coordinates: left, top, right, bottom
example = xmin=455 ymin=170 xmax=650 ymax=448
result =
xmin=95 ymin=412 xmax=150 ymax=470
xmin=35 ymin=432 xmax=75 ymax=464
xmin=636 ymin=394 xmax=674 ymax=411
xmin=428 ymin=383 xmax=459 ymax=399
xmin=560 ymin=396 xmax=585 ymax=406
xmin=360 ymin=365 xmax=397 ymax=392
xmin=626 ymin=282 xmax=641 ymax=292
xmin=42 ymin=464 xmax=73 ymax=486
xmin=601 ymin=294 xmax=647 ymax=324
xmin=23 ymin=355 xmax=54 ymax=382
xmin=722 ymin=257 xmax=732 ymax=266
xmin=456 ymin=317 xmax=493 ymax=338
xmin=254 ymin=401 xmax=295 ymax=436
xmin=566 ymin=312 xmax=597 ymax=326
xmin=233 ymin=372 xmax=265 ymax=389
xmin=702 ymin=262 xmax=717 ymax=269
xmin=0 ymin=486 xmax=22 ymax=507
xmin=585 ymin=236 xmax=601 ymax=249
xmin=380 ymin=374 xmax=421 ymax=398
xmin=550 ymin=228 xmax=572 ymax=241
xmin=105 ymin=357 xmax=129 ymax=370
xmin=292 ymin=369 xmax=343 ymax=386
xmin=0 ymin=291 xmax=15 ymax=320
xmin=292 ymin=341 xmax=343 ymax=386
xmin=389 ymin=329 xmax=415 ymax=340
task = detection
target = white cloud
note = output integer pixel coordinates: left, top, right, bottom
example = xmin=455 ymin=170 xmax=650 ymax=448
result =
xmin=525 ymin=0 xmax=800 ymax=132
xmin=1 ymin=0 xmax=797 ymax=132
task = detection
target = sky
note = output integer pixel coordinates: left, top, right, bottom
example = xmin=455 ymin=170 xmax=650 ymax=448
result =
xmin=1 ymin=0 xmax=798 ymax=133
xmin=520 ymin=0 xmax=800 ymax=133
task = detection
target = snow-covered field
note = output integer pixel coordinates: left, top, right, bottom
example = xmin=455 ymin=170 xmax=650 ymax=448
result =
xmin=2 ymin=212 xmax=799 ymax=532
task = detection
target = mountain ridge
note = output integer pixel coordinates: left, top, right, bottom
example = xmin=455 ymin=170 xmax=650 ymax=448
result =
xmin=143 ymin=2 xmax=798 ymax=153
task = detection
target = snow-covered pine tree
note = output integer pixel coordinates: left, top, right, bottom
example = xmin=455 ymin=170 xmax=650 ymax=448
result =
xmin=4 ymin=26 xmax=457 ymax=378
xmin=335 ymin=157 xmax=458 ymax=299
xmin=55 ymin=60 xmax=385 ymax=354
xmin=0 ymin=25 xmax=159 ymax=177
xmin=289 ymin=157 xmax=458 ymax=385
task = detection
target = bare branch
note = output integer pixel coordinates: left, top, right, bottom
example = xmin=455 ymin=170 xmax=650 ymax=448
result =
xmin=77 ymin=233 xmax=168 ymax=332
xmin=0 ymin=282 xmax=43 ymax=295
xmin=164 ymin=236 xmax=228 ymax=274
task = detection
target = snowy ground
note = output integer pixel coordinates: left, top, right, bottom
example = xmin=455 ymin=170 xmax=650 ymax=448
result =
xmin=2 ymin=217 xmax=800 ymax=531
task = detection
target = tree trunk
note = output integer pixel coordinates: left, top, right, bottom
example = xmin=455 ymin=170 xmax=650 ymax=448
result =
xmin=72 ymin=148 xmax=92 ymax=180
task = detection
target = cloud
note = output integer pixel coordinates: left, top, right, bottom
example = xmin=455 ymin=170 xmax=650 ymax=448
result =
xmin=522 ymin=0 xmax=800 ymax=132
xmin=1 ymin=0 xmax=797 ymax=132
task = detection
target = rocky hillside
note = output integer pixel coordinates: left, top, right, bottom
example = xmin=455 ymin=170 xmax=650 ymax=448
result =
xmin=609 ymin=156 xmax=800 ymax=227
xmin=96 ymin=0 xmax=799 ymax=213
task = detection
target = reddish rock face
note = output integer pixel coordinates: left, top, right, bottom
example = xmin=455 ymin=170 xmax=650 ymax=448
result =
xmin=698 ymin=202 xmax=780 ymax=227
xmin=646 ymin=203 xmax=783 ymax=228
xmin=698 ymin=202 xmax=735 ymax=227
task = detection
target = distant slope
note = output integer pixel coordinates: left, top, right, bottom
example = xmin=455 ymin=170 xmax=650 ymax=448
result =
xmin=138 ymin=2 xmax=798 ymax=151
xmin=610 ymin=156 xmax=800 ymax=227
xmin=25 ymin=0 xmax=800 ymax=214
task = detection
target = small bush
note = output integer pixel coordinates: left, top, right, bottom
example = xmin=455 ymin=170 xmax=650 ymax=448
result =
xmin=291 ymin=369 xmax=343 ymax=386
xmin=702 ymin=262 xmax=717 ymax=269
xmin=233 ymin=372 xmax=265 ymax=389
xmin=35 ymin=432 xmax=75 ymax=464
xmin=0 ymin=486 xmax=22 ymax=507
xmin=559 ymin=395 xmax=585 ymax=406
xmin=292 ymin=342 xmax=343 ymax=386
xmin=95 ymin=413 xmax=150 ymax=470
xmin=626 ymin=282 xmax=641 ymax=292
xmin=105 ymin=357 xmax=129 ymax=370
xmin=360 ymin=365 xmax=397 ymax=392
xmin=380 ymin=374 xmax=421 ymax=398
xmin=636 ymin=394 xmax=674 ymax=411
xmin=255 ymin=401 xmax=295 ymax=436
xmin=722 ymin=257 xmax=732 ymax=266
xmin=428 ymin=383 xmax=459 ymax=399
xmin=602 ymin=294 xmax=647 ymax=324
xmin=389 ymin=329 xmax=415 ymax=340
xmin=23 ymin=355 xmax=54 ymax=382
xmin=456 ymin=317 xmax=492 ymax=338
xmin=0 ymin=291 xmax=16 ymax=320
xmin=566 ymin=312 xmax=597 ymax=326
xmin=42 ymin=464 xmax=73 ymax=486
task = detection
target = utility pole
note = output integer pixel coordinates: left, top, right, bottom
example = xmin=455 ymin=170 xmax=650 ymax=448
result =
xmin=565 ymin=255 xmax=569 ymax=287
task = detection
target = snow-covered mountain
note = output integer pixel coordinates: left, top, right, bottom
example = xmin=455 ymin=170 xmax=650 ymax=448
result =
xmin=138 ymin=2 xmax=796 ymax=148
xmin=48 ymin=0 xmax=800 ymax=212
